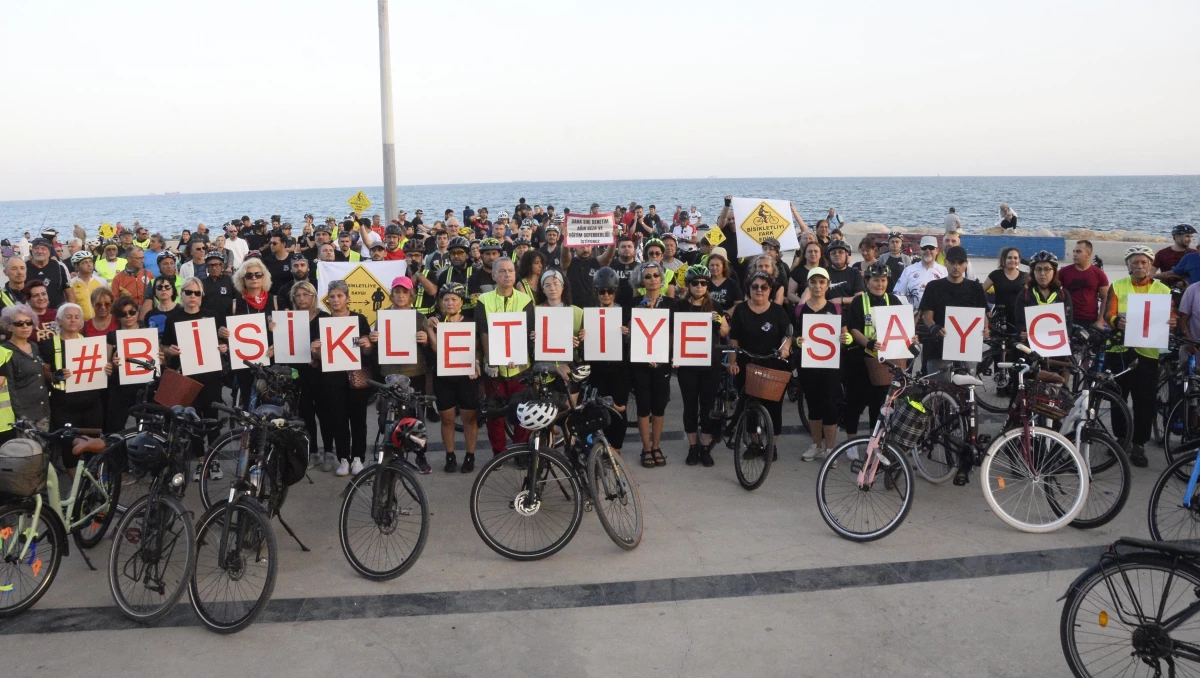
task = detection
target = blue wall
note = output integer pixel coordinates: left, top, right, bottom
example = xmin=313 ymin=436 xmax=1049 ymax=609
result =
xmin=961 ymin=235 xmax=1064 ymax=260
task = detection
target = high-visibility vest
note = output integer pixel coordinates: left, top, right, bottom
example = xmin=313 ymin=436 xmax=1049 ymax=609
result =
xmin=479 ymin=289 xmax=533 ymax=378
xmin=49 ymin=335 xmax=65 ymax=391
xmin=1108 ymin=276 xmax=1171 ymax=359
xmin=860 ymin=292 xmax=892 ymax=358
xmin=95 ymin=257 xmax=127 ymax=282
xmin=0 ymin=346 xmax=15 ymax=431
xmin=413 ymin=269 xmax=436 ymax=316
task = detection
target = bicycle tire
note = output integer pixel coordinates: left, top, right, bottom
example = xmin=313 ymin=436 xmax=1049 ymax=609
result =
xmin=189 ymin=499 xmax=277 ymax=634
xmin=586 ymin=438 xmax=643 ymax=550
xmin=733 ymin=401 xmax=774 ymax=491
xmin=1068 ymin=429 xmax=1130 ymax=530
xmin=1060 ymin=552 xmax=1200 ymax=678
xmin=1154 ymin=373 xmax=1172 ymax=445
xmin=815 ymin=437 xmax=914 ymax=542
xmin=339 ymin=462 xmax=430 ymax=581
xmin=914 ymin=389 xmax=961 ymax=484
xmin=973 ymin=349 xmax=1013 ymax=414
xmin=1147 ymin=454 xmax=1200 ymax=542
xmin=1163 ymin=396 xmax=1200 ymax=469
xmin=108 ymin=494 xmax=196 ymax=624
xmin=1089 ymin=388 xmax=1132 ymax=454
xmin=73 ymin=452 xmax=123 ymax=549
xmin=469 ymin=444 xmax=583 ymax=561
xmin=0 ymin=501 xmax=65 ymax=619
xmin=198 ymin=427 xmax=249 ymax=511
xmin=980 ymin=426 xmax=1088 ymax=533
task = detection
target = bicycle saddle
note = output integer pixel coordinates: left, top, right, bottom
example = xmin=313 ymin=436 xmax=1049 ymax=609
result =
xmin=951 ymin=373 xmax=984 ymax=388
xmin=72 ymin=436 xmax=107 ymax=456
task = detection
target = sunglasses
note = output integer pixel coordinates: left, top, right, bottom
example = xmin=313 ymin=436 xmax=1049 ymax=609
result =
xmin=750 ymin=284 xmax=771 ymax=291
xmin=245 ymin=271 xmax=264 ymax=279
xmin=118 ymin=310 xmax=138 ymax=318
xmin=597 ymin=288 xmax=616 ymax=295
xmin=10 ymin=320 xmax=33 ymax=328
xmin=156 ymin=284 xmax=174 ymax=291
xmin=183 ymin=289 xmax=203 ymax=297
xmin=689 ymin=280 xmax=709 ymax=287
xmin=921 ymin=246 xmax=937 ymax=251
xmin=643 ymin=273 xmax=661 ymax=280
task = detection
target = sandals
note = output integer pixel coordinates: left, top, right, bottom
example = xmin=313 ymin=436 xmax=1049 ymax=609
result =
xmin=640 ymin=449 xmax=668 ymax=468
xmin=652 ymin=449 xmax=666 ymax=466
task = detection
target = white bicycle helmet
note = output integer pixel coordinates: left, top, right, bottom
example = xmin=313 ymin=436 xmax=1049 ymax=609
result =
xmin=569 ymin=364 xmax=592 ymax=382
xmin=1125 ymin=245 xmax=1155 ymax=262
xmin=515 ymin=400 xmax=559 ymax=431
xmin=70 ymin=250 xmax=94 ymax=264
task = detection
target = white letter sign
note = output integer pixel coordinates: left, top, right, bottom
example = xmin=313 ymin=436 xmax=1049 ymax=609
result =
xmin=801 ymin=314 xmax=841 ymax=368
xmin=563 ymin=213 xmax=616 ymax=248
xmin=271 ymin=311 xmax=312 ymax=364
xmin=64 ymin=336 xmax=109 ymax=392
xmin=1125 ymin=293 xmax=1171 ymax=350
xmin=943 ymin=306 xmax=985 ymax=362
xmin=872 ymin=306 xmax=917 ymax=360
xmin=437 ymin=322 xmax=476 ymax=377
xmin=629 ymin=308 xmax=670 ymax=363
xmin=487 ymin=312 xmax=528 ymax=366
xmin=376 ymin=309 xmax=418 ymax=365
xmin=584 ymin=307 xmax=623 ymax=361
xmin=672 ymin=312 xmax=712 ymax=367
xmin=227 ymin=313 xmax=268 ymax=370
xmin=319 ymin=316 xmax=362 ymax=372
xmin=115 ymin=329 xmax=158 ymax=386
xmin=175 ymin=317 xmax=222 ymax=376
xmin=534 ymin=307 xmax=574 ymax=361
xmin=1025 ymin=302 xmax=1072 ymax=357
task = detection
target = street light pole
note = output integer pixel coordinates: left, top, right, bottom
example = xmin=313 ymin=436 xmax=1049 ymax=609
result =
xmin=378 ymin=0 xmax=398 ymax=223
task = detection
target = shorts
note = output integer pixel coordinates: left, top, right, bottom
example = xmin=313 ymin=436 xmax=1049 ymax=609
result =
xmin=631 ymin=364 xmax=672 ymax=418
xmin=434 ymin=376 xmax=480 ymax=412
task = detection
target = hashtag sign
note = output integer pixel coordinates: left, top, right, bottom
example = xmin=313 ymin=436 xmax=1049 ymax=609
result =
xmin=71 ymin=343 xmax=104 ymax=386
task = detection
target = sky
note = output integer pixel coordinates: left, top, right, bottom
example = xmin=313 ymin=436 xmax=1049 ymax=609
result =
xmin=1 ymin=0 xmax=1197 ymax=201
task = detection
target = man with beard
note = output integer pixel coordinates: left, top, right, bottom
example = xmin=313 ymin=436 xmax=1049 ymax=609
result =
xmin=276 ymin=253 xmax=311 ymax=310
xmin=26 ymin=238 xmax=73 ymax=307
xmin=539 ymin=223 xmax=564 ymax=270
xmin=303 ymin=223 xmax=335 ymax=266
xmin=423 ymin=236 xmax=475 ymax=318
xmin=894 ymin=235 xmax=947 ymax=308
xmin=562 ymin=239 xmax=617 ymax=308
xmin=262 ymin=231 xmax=295 ymax=295
xmin=468 ymin=238 xmax=505 ymax=307
xmin=381 ymin=224 xmax=406 ymax=261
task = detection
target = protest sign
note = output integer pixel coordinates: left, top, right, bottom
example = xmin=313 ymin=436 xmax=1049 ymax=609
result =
xmin=271 ymin=311 xmax=312 ymax=364
xmin=583 ymin=307 xmax=623 ymax=361
xmin=1025 ymin=302 xmax=1072 ymax=357
xmin=943 ymin=307 xmax=986 ymax=362
xmin=376 ymin=309 xmax=419 ymax=365
xmin=872 ymin=306 xmax=917 ymax=360
xmin=801 ymin=314 xmax=841 ymax=368
xmin=115 ymin=329 xmax=158 ymax=385
xmin=348 ymin=190 xmax=372 ymax=213
xmin=629 ymin=308 xmax=670 ymax=363
xmin=317 ymin=261 xmax=407 ymax=326
xmin=437 ymin=322 xmax=476 ymax=377
xmin=564 ymin=213 xmax=616 ymax=248
xmin=227 ymin=313 xmax=269 ymax=369
xmin=672 ymin=312 xmax=712 ymax=367
xmin=175 ymin=317 xmax=222 ymax=376
xmin=318 ymin=316 xmax=362 ymax=372
xmin=731 ymin=198 xmax=801 ymax=257
xmin=487 ymin=312 xmax=528 ymax=366
xmin=1124 ymin=293 xmax=1172 ymax=350
xmin=63 ymin=336 xmax=109 ymax=392
xmin=535 ymin=307 xmax=574 ymax=361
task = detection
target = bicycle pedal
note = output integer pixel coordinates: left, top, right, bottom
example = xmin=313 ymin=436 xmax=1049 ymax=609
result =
xmin=977 ymin=434 xmax=993 ymax=446
xmin=583 ymin=500 xmax=593 ymax=513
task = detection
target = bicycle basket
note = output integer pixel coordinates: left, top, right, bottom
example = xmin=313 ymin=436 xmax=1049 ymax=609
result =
xmin=887 ymin=398 xmax=930 ymax=450
xmin=0 ymin=439 xmax=47 ymax=497
xmin=745 ymin=364 xmax=790 ymax=402
xmin=153 ymin=368 xmax=204 ymax=408
xmin=1029 ymin=381 xmax=1072 ymax=420
xmin=566 ymin=402 xmax=610 ymax=437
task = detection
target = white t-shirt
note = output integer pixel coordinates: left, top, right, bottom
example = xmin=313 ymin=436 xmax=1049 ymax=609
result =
xmin=673 ymin=224 xmax=697 ymax=251
xmin=225 ymin=237 xmax=249 ymax=270
xmin=688 ymin=209 xmax=701 ymax=227
xmin=893 ymin=261 xmax=948 ymax=307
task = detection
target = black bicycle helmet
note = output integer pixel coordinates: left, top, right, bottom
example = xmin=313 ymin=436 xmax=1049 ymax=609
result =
xmin=438 ymin=282 xmax=467 ymax=299
xmin=592 ymin=266 xmax=620 ymax=289
xmin=402 ymin=238 xmax=424 ymax=253
xmin=1028 ymin=250 xmax=1059 ymax=268
xmin=683 ymin=264 xmax=711 ymax=284
xmin=827 ymin=240 xmax=852 ymax=255
xmin=385 ymin=224 xmax=403 ymax=236
xmin=479 ymin=238 xmax=503 ymax=252
xmin=512 ymin=237 xmax=531 ymax=248
xmin=1173 ymin=224 xmax=1197 ymax=236
xmin=125 ymin=432 xmax=167 ymax=474
xmin=864 ymin=261 xmax=890 ymax=279
xmin=447 ymin=236 xmax=471 ymax=252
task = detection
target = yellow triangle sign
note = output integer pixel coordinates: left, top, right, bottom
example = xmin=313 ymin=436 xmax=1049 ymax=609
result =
xmin=737 ymin=201 xmax=791 ymax=243
xmin=347 ymin=190 xmax=372 ymax=214
xmin=322 ymin=264 xmax=390 ymax=326
xmin=704 ymin=227 xmax=725 ymax=246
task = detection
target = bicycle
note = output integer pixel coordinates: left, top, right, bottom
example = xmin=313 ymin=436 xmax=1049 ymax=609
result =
xmin=339 ymin=375 xmax=432 ymax=581
xmin=107 ymin=403 xmax=215 ymax=624
xmin=0 ymin=421 xmax=124 ymax=618
xmin=469 ymin=363 xmax=643 ymax=560
xmin=188 ymin=402 xmax=281 ymax=633
xmin=710 ymin=347 xmax=786 ymax=491
xmin=1059 ymin=537 xmax=1200 ymax=677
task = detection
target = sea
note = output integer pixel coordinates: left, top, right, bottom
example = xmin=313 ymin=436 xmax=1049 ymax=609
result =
xmin=0 ymin=175 xmax=1195 ymax=242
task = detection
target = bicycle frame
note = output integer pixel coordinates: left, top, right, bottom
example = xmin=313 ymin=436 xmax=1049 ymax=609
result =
xmin=1095 ymin=552 xmax=1200 ymax=663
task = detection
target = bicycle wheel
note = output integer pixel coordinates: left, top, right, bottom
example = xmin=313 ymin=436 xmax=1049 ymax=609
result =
xmin=115 ymin=427 xmax=166 ymax=513
xmin=973 ymin=349 xmax=1013 ymax=414
xmin=1089 ymin=388 xmax=1132 ymax=454
xmin=198 ymin=428 xmax=247 ymax=511
xmin=108 ymin=494 xmax=196 ymax=624
xmin=1164 ymin=396 xmax=1200 ymax=467
xmin=1154 ymin=373 xmax=1173 ymax=445
xmin=1069 ymin=429 xmax=1130 ymax=530
xmin=0 ymin=501 xmax=64 ymax=619
xmin=733 ymin=401 xmax=774 ymax=491
xmin=469 ymin=444 xmax=583 ymax=561
xmin=1147 ymin=454 xmax=1200 ymax=542
xmin=73 ymin=451 xmax=123 ymax=549
xmin=913 ymin=390 xmax=961 ymax=484
xmin=189 ymin=500 xmax=277 ymax=633
xmin=339 ymin=462 xmax=430 ymax=581
xmin=980 ymin=426 xmax=1088 ymax=533
xmin=816 ymin=437 xmax=914 ymax=542
xmin=1060 ymin=552 xmax=1200 ymax=678
xmin=586 ymin=438 xmax=643 ymax=550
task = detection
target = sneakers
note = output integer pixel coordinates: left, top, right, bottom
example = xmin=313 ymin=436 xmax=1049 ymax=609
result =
xmin=415 ymin=454 xmax=432 ymax=475
xmin=460 ymin=454 xmax=475 ymax=474
xmin=308 ymin=453 xmax=321 ymax=469
xmin=685 ymin=444 xmax=700 ymax=466
xmin=321 ymin=452 xmax=337 ymax=473
xmin=801 ymin=444 xmax=821 ymax=462
xmin=350 ymin=457 xmax=364 ymax=475
xmin=192 ymin=462 xmax=202 ymax=483
xmin=209 ymin=461 xmax=223 ymax=481
xmin=1130 ymin=445 xmax=1149 ymax=468
xmin=445 ymin=453 xmax=458 ymax=473
xmin=335 ymin=458 xmax=350 ymax=477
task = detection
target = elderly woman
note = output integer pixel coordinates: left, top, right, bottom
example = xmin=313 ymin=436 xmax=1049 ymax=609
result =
xmin=103 ymin=296 xmax=146 ymax=433
xmin=310 ymin=280 xmax=373 ymax=477
xmin=289 ymin=281 xmax=333 ymax=470
xmin=0 ymin=304 xmax=54 ymax=431
xmin=143 ymin=274 xmax=179 ymax=337
xmin=162 ymin=278 xmax=228 ymax=462
xmin=45 ymin=303 xmax=109 ymax=448
xmin=223 ymin=258 xmax=277 ymax=407
xmin=84 ymin=287 xmax=116 ymax=337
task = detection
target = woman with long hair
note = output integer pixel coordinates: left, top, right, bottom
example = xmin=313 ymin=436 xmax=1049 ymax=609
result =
xmin=289 ymin=281 xmax=334 ymax=471
xmin=706 ymin=248 xmax=742 ymax=310
xmin=176 ymin=229 xmax=192 ymax=255
xmin=104 ymin=296 xmax=146 ymax=433
xmin=674 ymin=265 xmax=729 ymax=467
xmin=787 ymin=241 xmax=827 ymax=305
xmin=984 ymin=247 xmax=1027 ymax=331
xmin=310 ymin=280 xmax=373 ymax=477
xmin=516 ymin=249 xmax=548 ymax=299
xmin=749 ymin=255 xmax=786 ymax=305
xmin=852 ymin=235 xmax=880 ymax=276
xmin=426 ymin=283 xmax=479 ymax=473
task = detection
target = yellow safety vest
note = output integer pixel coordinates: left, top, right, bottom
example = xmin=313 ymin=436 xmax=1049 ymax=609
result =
xmin=479 ymin=288 xmax=533 ymax=378
xmin=49 ymin=335 xmax=65 ymax=391
xmin=1031 ymin=288 xmax=1060 ymax=305
xmin=413 ymin=269 xmax=436 ymax=316
xmin=1108 ymin=276 xmax=1171 ymax=359
xmin=860 ymin=292 xmax=891 ymax=358
xmin=95 ymin=257 xmax=127 ymax=282
xmin=0 ymin=346 xmax=14 ymax=432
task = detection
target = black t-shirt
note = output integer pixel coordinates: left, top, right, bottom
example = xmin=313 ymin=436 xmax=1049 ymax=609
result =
xmin=710 ymin=277 xmax=743 ymax=309
xmin=729 ymin=302 xmax=791 ymax=358
xmin=987 ymin=269 xmax=1029 ymax=324
xmin=261 ymin=253 xmax=293 ymax=296
xmin=27 ymin=260 xmax=70 ymax=307
xmin=243 ymin=232 xmax=268 ymax=253
xmin=645 ymin=214 xmax=663 ymax=232
xmin=539 ymin=244 xmax=563 ymax=271
xmin=918 ymin=278 xmax=988 ymax=360
xmin=161 ymin=307 xmax=223 ymax=372
xmin=200 ymin=275 xmax=237 ymax=325
xmin=827 ymin=266 xmax=864 ymax=302
xmin=609 ymin=259 xmax=639 ymax=295
xmin=566 ymin=255 xmax=601 ymax=307
xmin=309 ymin=312 xmax=370 ymax=386
xmin=467 ymin=268 xmax=496 ymax=300
xmin=673 ymin=297 xmax=725 ymax=368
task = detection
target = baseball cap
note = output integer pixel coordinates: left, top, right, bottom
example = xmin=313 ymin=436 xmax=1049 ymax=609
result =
xmin=31 ymin=238 xmax=52 ymax=250
xmin=807 ymin=267 xmax=830 ymax=280
xmin=943 ymin=245 xmax=969 ymax=263
xmin=370 ymin=241 xmax=386 ymax=250
xmin=391 ymin=276 xmax=414 ymax=290
xmin=289 ymin=252 xmax=307 ymax=264
xmin=919 ymin=236 xmax=939 ymax=249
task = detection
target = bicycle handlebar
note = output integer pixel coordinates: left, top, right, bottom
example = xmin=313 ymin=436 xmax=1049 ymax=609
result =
xmin=125 ymin=357 xmax=157 ymax=371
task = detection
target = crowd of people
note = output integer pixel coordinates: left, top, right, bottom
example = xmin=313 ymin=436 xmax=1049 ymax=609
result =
xmin=0 ymin=197 xmax=1193 ymax=488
